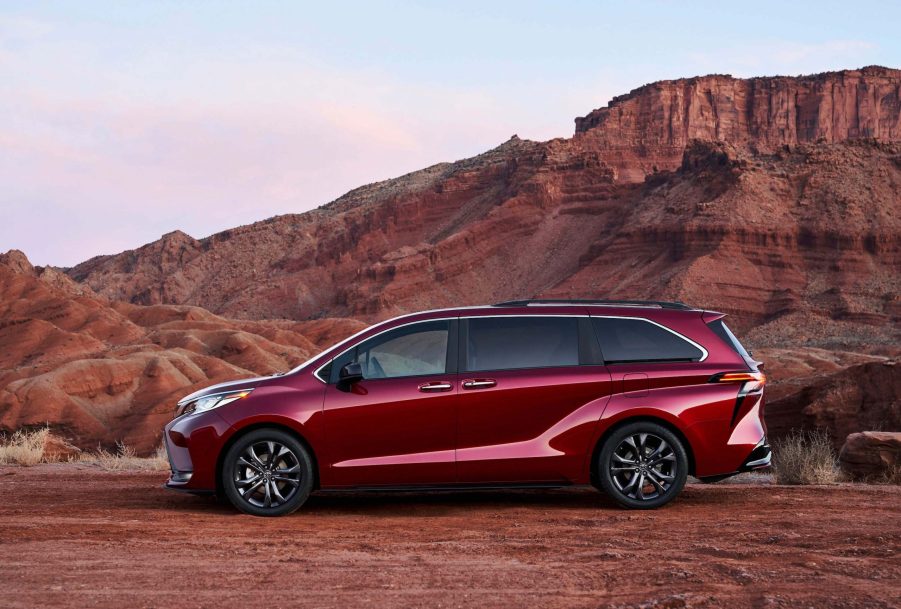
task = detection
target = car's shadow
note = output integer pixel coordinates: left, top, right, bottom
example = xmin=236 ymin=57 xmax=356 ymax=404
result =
xmin=159 ymin=486 xmax=657 ymax=516
xmin=310 ymin=487 xmax=619 ymax=513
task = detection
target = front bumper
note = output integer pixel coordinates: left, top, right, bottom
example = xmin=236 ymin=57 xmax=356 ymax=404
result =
xmin=163 ymin=434 xmax=194 ymax=487
xmin=163 ymin=409 xmax=233 ymax=492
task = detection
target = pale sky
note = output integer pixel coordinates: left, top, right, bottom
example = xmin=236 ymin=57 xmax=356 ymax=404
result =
xmin=2 ymin=1 xmax=899 ymax=267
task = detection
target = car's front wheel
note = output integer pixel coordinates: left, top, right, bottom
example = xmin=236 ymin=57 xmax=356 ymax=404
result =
xmin=222 ymin=428 xmax=314 ymax=516
xmin=597 ymin=422 xmax=688 ymax=509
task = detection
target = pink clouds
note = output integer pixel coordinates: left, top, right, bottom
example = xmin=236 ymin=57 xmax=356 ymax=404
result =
xmin=1 ymin=84 xmax=532 ymax=266
xmin=2 ymin=38 xmax=582 ymax=266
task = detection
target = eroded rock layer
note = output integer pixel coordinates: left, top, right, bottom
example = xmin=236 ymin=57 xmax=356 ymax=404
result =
xmin=0 ymin=251 xmax=364 ymax=453
xmin=574 ymin=65 xmax=901 ymax=181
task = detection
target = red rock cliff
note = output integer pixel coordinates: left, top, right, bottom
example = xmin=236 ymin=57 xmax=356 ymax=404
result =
xmin=574 ymin=66 xmax=901 ymax=181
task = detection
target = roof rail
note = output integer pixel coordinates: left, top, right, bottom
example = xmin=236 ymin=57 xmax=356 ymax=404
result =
xmin=492 ymin=299 xmax=693 ymax=310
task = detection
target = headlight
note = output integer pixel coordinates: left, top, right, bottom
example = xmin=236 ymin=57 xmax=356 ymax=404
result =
xmin=181 ymin=389 xmax=253 ymax=417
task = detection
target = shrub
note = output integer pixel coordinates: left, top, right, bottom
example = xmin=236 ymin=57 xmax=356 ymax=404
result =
xmin=880 ymin=464 xmax=901 ymax=485
xmin=0 ymin=428 xmax=51 ymax=466
xmin=772 ymin=429 xmax=840 ymax=485
xmin=78 ymin=441 xmax=168 ymax=471
xmin=1 ymin=429 xmax=169 ymax=470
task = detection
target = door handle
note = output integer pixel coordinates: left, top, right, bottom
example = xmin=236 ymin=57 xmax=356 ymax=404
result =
xmin=462 ymin=379 xmax=496 ymax=390
xmin=418 ymin=381 xmax=453 ymax=392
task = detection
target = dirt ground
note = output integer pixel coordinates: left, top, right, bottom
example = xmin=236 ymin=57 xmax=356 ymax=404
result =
xmin=1 ymin=464 xmax=899 ymax=609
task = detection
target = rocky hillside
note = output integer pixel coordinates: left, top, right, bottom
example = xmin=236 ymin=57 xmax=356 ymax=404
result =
xmin=68 ymin=68 xmax=901 ymax=352
xmin=0 ymin=251 xmax=363 ymax=452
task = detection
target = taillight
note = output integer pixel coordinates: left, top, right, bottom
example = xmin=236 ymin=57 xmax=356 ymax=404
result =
xmin=710 ymin=371 xmax=767 ymax=426
xmin=710 ymin=371 xmax=766 ymax=384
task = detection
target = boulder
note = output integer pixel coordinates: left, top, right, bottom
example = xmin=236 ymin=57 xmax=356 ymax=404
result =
xmin=839 ymin=432 xmax=901 ymax=480
xmin=41 ymin=433 xmax=83 ymax=461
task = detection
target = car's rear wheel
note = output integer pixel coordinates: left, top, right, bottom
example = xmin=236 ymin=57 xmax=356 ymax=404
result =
xmin=597 ymin=421 xmax=688 ymax=509
xmin=222 ymin=428 xmax=314 ymax=516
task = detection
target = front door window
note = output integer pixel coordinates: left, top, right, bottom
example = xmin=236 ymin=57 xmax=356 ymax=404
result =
xmin=358 ymin=321 xmax=448 ymax=379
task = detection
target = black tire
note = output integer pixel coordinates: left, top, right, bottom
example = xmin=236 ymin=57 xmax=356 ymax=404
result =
xmin=597 ymin=421 xmax=688 ymax=509
xmin=222 ymin=428 xmax=314 ymax=516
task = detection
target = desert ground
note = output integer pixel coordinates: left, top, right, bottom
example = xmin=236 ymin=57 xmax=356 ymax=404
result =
xmin=1 ymin=464 xmax=898 ymax=609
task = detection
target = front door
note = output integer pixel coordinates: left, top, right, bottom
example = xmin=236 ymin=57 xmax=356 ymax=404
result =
xmin=321 ymin=318 xmax=458 ymax=487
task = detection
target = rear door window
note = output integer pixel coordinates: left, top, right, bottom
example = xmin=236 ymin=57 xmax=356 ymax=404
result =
xmin=465 ymin=316 xmax=579 ymax=372
xmin=592 ymin=317 xmax=703 ymax=364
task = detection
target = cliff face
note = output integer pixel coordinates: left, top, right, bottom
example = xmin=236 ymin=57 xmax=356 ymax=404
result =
xmin=574 ymin=66 xmax=901 ymax=181
xmin=766 ymin=361 xmax=901 ymax=450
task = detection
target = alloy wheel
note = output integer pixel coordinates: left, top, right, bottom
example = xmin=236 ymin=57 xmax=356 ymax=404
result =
xmin=233 ymin=440 xmax=302 ymax=509
xmin=609 ymin=432 xmax=677 ymax=501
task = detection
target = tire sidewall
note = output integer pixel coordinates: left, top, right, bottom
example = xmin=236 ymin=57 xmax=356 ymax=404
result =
xmin=598 ymin=422 xmax=688 ymax=509
xmin=222 ymin=428 xmax=314 ymax=517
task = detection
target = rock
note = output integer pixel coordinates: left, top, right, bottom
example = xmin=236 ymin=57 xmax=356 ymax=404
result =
xmin=0 ymin=250 xmax=35 ymax=276
xmin=41 ymin=434 xmax=82 ymax=461
xmin=766 ymin=361 xmax=901 ymax=450
xmin=839 ymin=432 xmax=901 ymax=480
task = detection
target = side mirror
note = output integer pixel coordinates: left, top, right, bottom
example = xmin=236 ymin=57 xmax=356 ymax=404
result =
xmin=338 ymin=362 xmax=364 ymax=388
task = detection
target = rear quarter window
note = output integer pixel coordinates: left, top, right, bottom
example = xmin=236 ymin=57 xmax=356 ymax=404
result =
xmin=706 ymin=319 xmax=754 ymax=361
xmin=592 ymin=317 xmax=704 ymax=364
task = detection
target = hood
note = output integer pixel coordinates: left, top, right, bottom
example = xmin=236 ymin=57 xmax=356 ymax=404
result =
xmin=177 ymin=375 xmax=276 ymax=407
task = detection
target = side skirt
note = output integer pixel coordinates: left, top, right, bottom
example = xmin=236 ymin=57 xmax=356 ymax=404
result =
xmin=316 ymin=482 xmax=580 ymax=493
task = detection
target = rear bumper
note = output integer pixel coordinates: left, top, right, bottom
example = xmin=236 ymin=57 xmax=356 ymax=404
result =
xmin=739 ymin=438 xmax=771 ymax=472
xmin=696 ymin=438 xmax=770 ymax=483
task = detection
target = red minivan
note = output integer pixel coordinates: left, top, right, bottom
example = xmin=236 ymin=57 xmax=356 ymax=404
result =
xmin=164 ymin=300 xmax=770 ymax=516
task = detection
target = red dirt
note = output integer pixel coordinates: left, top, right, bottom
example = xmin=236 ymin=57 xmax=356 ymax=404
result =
xmin=2 ymin=464 xmax=898 ymax=608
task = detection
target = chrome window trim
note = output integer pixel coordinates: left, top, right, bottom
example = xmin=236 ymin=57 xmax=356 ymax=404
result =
xmin=292 ymin=308 xmax=492 ymax=378
xmin=312 ymin=312 xmax=707 ymax=383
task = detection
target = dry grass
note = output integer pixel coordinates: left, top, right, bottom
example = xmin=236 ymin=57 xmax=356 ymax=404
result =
xmin=0 ymin=428 xmax=167 ymax=471
xmin=0 ymin=428 xmax=51 ymax=466
xmin=877 ymin=464 xmax=901 ymax=485
xmin=772 ymin=429 xmax=841 ymax=485
xmin=76 ymin=441 xmax=168 ymax=471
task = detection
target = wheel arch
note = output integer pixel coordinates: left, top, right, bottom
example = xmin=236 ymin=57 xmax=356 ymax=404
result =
xmin=215 ymin=421 xmax=321 ymax=495
xmin=589 ymin=415 xmax=697 ymax=486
